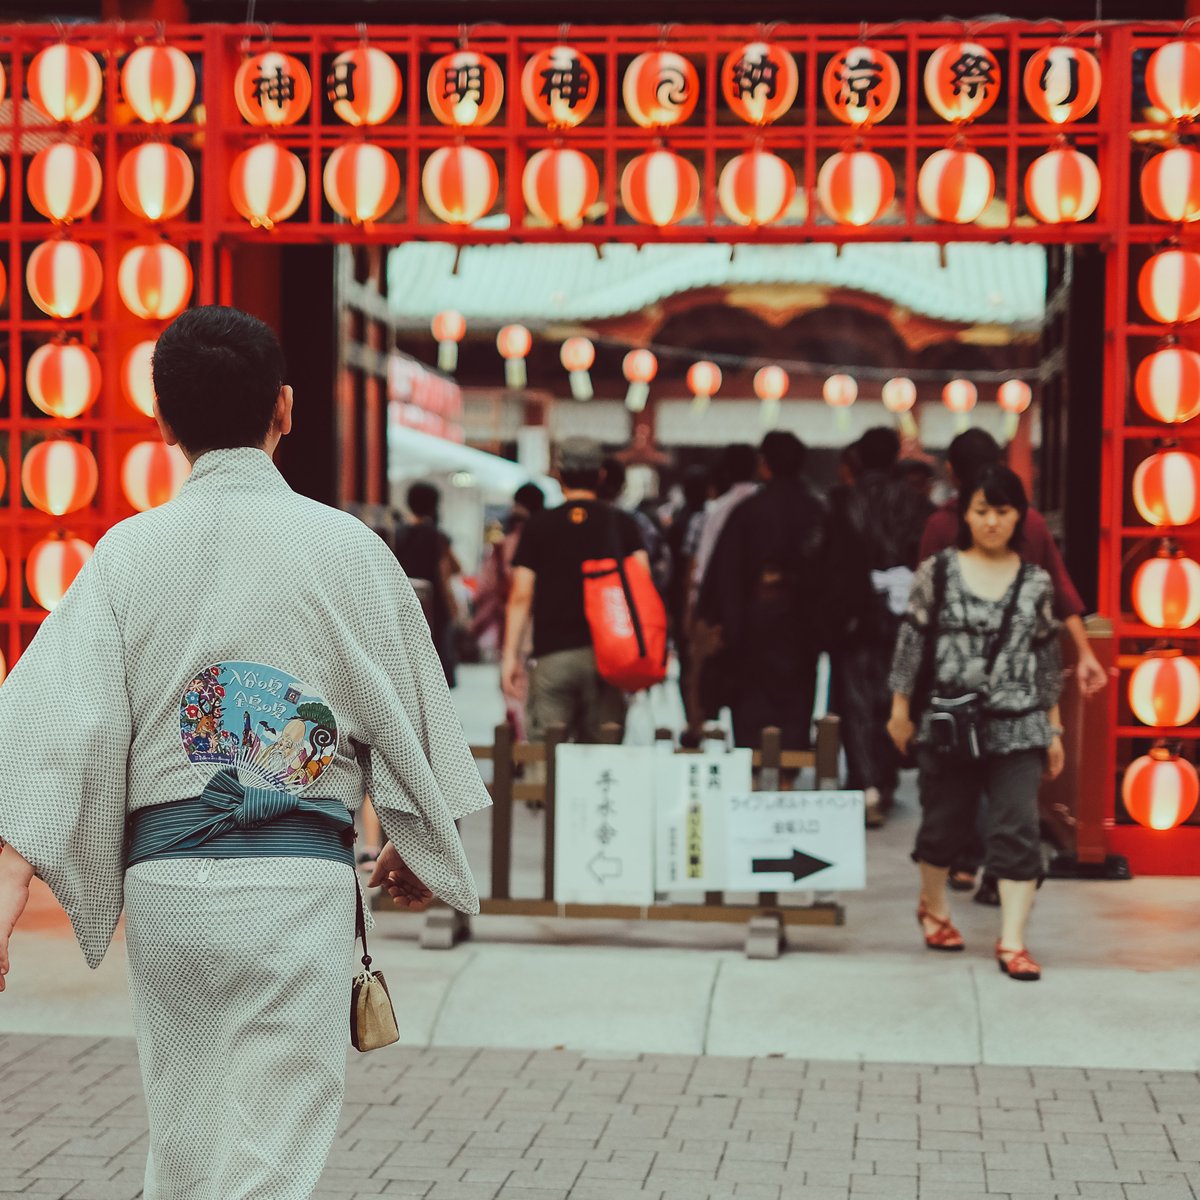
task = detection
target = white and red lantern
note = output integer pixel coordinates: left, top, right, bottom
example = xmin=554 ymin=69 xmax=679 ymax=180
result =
xmin=328 ymin=46 xmax=402 ymax=127
xmin=431 ymin=310 xmax=465 ymax=373
xmin=561 ymin=337 xmax=595 ymax=400
xmin=26 ymin=536 xmax=92 ymax=612
xmin=1135 ymin=347 xmax=1200 ymax=424
xmin=235 ymin=50 xmax=312 ymax=126
xmin=823 ymin=374 xmax=858 ymax=409
xmin=943 ymin=378 xmax=977 ymax=431
xmin=26 ymin=240 xmax=101 ymax=320
xmin=1025 ymin=147 xmax=1101 ymax=224
xmin=823 ymin=44 xmax=901 ymax=126
xmin=917 ymin=148 xmax=994 ymax=224
xmin=1023 ymin=45 xmax=1101 ymax=125
xmin=121 ymin=441 xmax=191 ymax=511
xmin=1139 ymin=250 xmax=1200 ymax=325
xmin=122 ymin=339 xmax=157 ymax=417
xmin=324 ymin=142 xmax=400 ymax=226
xmin=1133 ymin=450 xmax=1200 ymax=527
xmin=427 ymin=51 xmax=504 ymax=128
xmin=26 ymin=143 xmax=102 ymax=224
xmin=121 ymin=44 xmax=196 ymax=124
xmin=522 ymin=147 xmax=598 ymax=230
xmin=754 ymin=364 xmax=789 ymax=427
xmin=1145 ymin=41 xmax=1200 ymax=124
xmin=687 ymin=360 xmax=722 ymax=412
xmin=1132 ymin=544 xmax=1200 ymax=629
xmin=118 ymin=242 xmax=193 ymax=321
xmin=817 ymin=150 xmax=894 ymax=226
xmin=21 ymin=440 xmax=98 ymax=515
xmin=521 ymin=45 xmax=599 ymax=128
xmin=623 ymin=51 xmax=699 ymax=128
xmin=620 ymin=150 xmax=699 ymax=227
xmin=998 ymin=378 xmax=1033 ymax=438
xmin=27 ymin=44 xmax=103 ymax=123
xmin=1141 ymin=147 xmax=1200 ymax=224
xmin=718 ymin=150 xmax=795 ymax=227
xmin=924 ymin=42 xmax=1001 ymax=124
xmin=229 ymin=142 xmax=306 ymax=230
xmin=497 ymin=323 xmax=532 ymax=389
xmin=26 ymin=341 xmax=101 ymax=419
xmin=118 ymin=143 xmax=194 ymax=223
xmin=883 ymin=376 xmax=919 ymax=438
xmin=422 ymin=145 xmax=498 ymax=226
xmin=1122 ymin=744 xmax=1199 ymax=831
xmin=1129 ymin=649 xmax=1200 ymax=728
xmin=623 ymin=349 xmax=658 ymax=412
xmin=721 ymin=43 xmax=799 ymax=126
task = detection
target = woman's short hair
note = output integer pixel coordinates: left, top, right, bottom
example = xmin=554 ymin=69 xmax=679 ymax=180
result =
xmin=956 ymin=464 xmax=1029 ymax=550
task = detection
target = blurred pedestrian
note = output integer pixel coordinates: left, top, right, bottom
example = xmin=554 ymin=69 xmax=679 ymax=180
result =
xmin=599 ymin=457 xmax=671 ymax=597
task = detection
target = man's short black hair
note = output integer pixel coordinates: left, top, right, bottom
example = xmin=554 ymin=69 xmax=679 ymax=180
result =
xmin=856 ymin=426 xmax=901 ymax=473
xmin=407 ymin=482 xmax=440 ymax=518
xmin=514 ymin=482 xmax=545 ymax=515
xmin=721 ymin=443 xmax=757 ymax=486
xmin=947 ymin=428 xmax=1002 ymax=490
xmin=760 ymin=431 xmax=806 ymax=479
xmin=152 ymin=306 xmax=285 ymax=454
xmin=956 ymin=464 xmax=1028 ymax=550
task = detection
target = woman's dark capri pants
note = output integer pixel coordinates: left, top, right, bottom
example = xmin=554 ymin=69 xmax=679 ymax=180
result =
xmin=913 ymin=748 xmax=1045 ymax=881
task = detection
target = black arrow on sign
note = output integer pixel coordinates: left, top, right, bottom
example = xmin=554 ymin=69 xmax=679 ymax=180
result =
xmin=751 ymin=849 xmax=833 ymax=881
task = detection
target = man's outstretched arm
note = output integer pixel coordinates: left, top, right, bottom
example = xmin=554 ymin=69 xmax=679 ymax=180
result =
xmin=0 ymin=842 xmax=34 ymax=992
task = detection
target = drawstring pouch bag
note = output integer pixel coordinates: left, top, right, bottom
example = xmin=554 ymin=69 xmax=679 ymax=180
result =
xmin=350 ymin=876 xmax=400 ymax=1052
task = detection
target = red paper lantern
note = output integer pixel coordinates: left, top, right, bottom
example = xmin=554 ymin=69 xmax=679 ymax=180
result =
xmin=883 ymin=377 xmax=916 ymax=413
xmin=823 ymin=374 xmax=858 ymax=408
xmin=623 ymin=51 xmax=699 ymax=128
xmin=623 ymin=349 xmax=657 ymax=413
xmin=26 ymin=341 xmax=101 ymax=419
xmin=719 ymin=150 xmax=795 ymax=227
xmin=118 ymin=143 xmax=194 ymax=223
xmin=26 ymin=536 xmax=93 ymax=612
xmin=521 ymin=45 xmax=599 ymax=128
xmin=497 ymin=324 xmax=532 ymax=389
xmin=0 ymin=649 xmax=6 ymax=687
xmin=1138 ymin=250 xmax=1200 ymax=325
xmin=561 ymin=337 xmax=595 ymax=401
xmin=917 ymin=148 xmax=995 ymax=224
xmin=1141 ymin=148 xmax=1200 ymax=224
xmin=122 ymin=339 xmax=157 ymax=417
xmin=422 ymin=145 xmax=498 ymax=226
xmin=817 ymin=150 xmax=894 ymax=226
xmin=27 ymin=44 xmax=103 ymax=123
xmin=21 ymin=440 xmax=98 ymax=515
xmin=1133 ymin=450 xmax=1200 ymax=527
xmin=234 ymin=51 xmax=312 ymax=127
xmin=522 ymin=148 xmax=598 ymax=230
xmin=26 ymin=240 xmax=101 ymax=320
xmin=1145 ymin=41 xmax=1200 ymax=124
xmin=121 ymin=441 xmax=191 ymax=511
xmin=118 ymin=242 xmax=193 ymax=321
xmin=943 ymin=379 xmax=978 ymax=415
xmin=823 ymin=44 xmax=901 ymax=126
xmin=324 ymin=142 xmax=400 ymax=226
xmin=1025 ymin=148 xmax=1101 ymax=224
xmin=1023 ymin=45 xmax=1101 ymax=125
xmin=431 ymin=310 xmax=466 ymax=373
xmin=754 ymin=366 xmax=789 ymax=401
xmin=997 ymin=379 xmax=1033 ymax=414
xmin=721 ymin=43 xmax=799 ymax=126
xmin=1135 ymin=347 xmax=1200 ymax=424
xmin=687 ymin=361 xmax=722 ymax=410
xmin=26 ymin=144 xmax=101 ymax=224
xmin=620 ymin=150 xmax=699 ymax=228
xmin=121 ymin=44 xmax=196 ymax=124
xmin=924 ymin=42 xmax=1001 ymax=124
xmin=1129 ymin=649 xmax=1200 ymax=728
xmin=1132 ymin=545 xmax=1200 ymax=629
xmin=328 ymin=46 xmax=402 ymax=127
xmin=229 ymin=142 xmax=306 ymax=230
xmin=427 ymin=51 xmax=504 ymax=128
xmin=1122 ymin=745 xmax=1199 ymax=831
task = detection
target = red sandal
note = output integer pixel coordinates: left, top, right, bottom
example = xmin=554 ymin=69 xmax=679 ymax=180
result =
xmin=996 ymin=942 xmax=1042 ymax=981
xmin=916 ymin=898 xmax=964 ymax=952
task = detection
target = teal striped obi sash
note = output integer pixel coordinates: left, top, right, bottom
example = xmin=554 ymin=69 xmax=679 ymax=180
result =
xmin=126 ymin=768 xmax=355 ymax=869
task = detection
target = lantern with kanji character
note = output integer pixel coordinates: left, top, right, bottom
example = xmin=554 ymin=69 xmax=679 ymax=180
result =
xmin=229 ymin=142 xmax=306 ymax=230
xmin=431 ymin=310 xmax=465 ymax=373
xmin=718 ymin=150 xmax=796 ymax=227
xmin=1025 ymin=147 xmax=1101 ymax=224
xmin=1141 ymin=147 xmax=1200 ymax=224
xmin=522 ymin=147 xmax=598 ymax=231
xmin=721 ymin=42 xmax=799 ymax=126
xmin=1133 ymin=450 xmax=1200 ymax=528
xmin=118 ymin=143 xmax=194 ymax=223
xmin=26 ymin=341 xmax=101 ymax=418
xmin=1022 ymin=45 xmax=1101 ymax=125
xmin=422 ymin=145 xmax=498 ymax=226
xmin=26 ymin=240 xmax=102 ymax=320
xmin=1135 ymin=347 xmax=1200 ymax=424
xmin=623 ymin=51 xmax=699 ymax=128
xmin=998 ymin=378 xmax=1033 ymax=438
xmin=497 ymin=324 xmax=531 ymax=389
xmin=623 ymin=349 xmax=657 ymax=413
xmin=27 ymin=44 xmax=103 ymax=123
xmin=620 ymin=150 xmax=699 ymax=227
xmin=21 ymin=440 xmax=98 ymax=516
xmin=324 ymin=142 xmax=400 ymax=226
xmin=754 ymin=365 xmax=788 ymax=427
xmin=521 ymin=45 xmax=599 ymax=128
xmin=121 ymin=43 xmax=196 ymax=124
xmin=26 ymin=143 xmax=102 ymax=224
xmin=1132 ymin=544 xmax=1200 ymax=629
xmin=327 ymin=45 xmax=402 ymax=127
xmin=561 ymin=337 xmax=595 ymax=400
xmin=823 ymin=44 xmax=901 ymax=126
xmin=1145 ymin=41 xmax=1200 ymax=124
xmin=1138 ymin=250 xmax=1200 ymax=325
xmin=427 ymin=51 xmax=504 ymax=128
xmin=924 ymin=42 xmax=1001 ymax=123
xmin=118 ymin=242 xmax=193 ymax=321
xmin=122 ymin=339 xmax=157 ymax=417
xmin=235 ymin=50 xmax=312 ymax=127
xmin=817 ymin=150 xmax=894 ymax=226
xmin=687 ymin=361 xmax=721 ymax=413
xmin=26 ymin=536 xmax=92 ymax=612
xmin=121 ymin=441 xmax=191 ymax=511
xmin=917 ymin=147 xmax=994 ymax=224
xmin=1129 ymin=649 xmax=1200 ymax=728
xmin=1122 ymin=744 xmax=1199 ymax=830
xmin=883 ymin=376 xmax=919 ymax=437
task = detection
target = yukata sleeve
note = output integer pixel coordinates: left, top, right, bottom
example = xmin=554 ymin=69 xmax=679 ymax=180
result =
xmin=1032 ymin=575 xmax=1064 ymax=711
xmin=888 ymin=554 xmax=937 ymax=698
xmin=0 ymin=548 xmax=132 ymax=968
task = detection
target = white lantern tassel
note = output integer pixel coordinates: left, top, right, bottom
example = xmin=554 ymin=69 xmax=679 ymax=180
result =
xmin=625 ymin=381 xmax=649 ymax=412
xmin=505 ymin=358 xmax=527 ymax=390
xmin=569 ymin=369 xmax=594 ymax=401
xmin=438 ymin=340 xmax=459 ymax=373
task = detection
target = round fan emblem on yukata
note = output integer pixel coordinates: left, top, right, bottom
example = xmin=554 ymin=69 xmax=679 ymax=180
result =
xmin=178 ymin=661 xmax=339 ymax=794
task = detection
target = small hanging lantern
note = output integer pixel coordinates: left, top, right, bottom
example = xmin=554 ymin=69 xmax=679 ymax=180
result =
xmin=1025 ymin=147 xmax=1101 ymax=224
xmin=327 ymin=45 xmax=402 ymax=127
xmin=943 ymin=378 xmax=977 ymax=431
xmin=522 ymin=147 xmax=599 ymax=231
xmin=1141 ymin=147 xmax=1200 ymax=224
xmin=687 ymin=361 xmax=722 ymax=413
xmin=421 ymin=145 xmax=499 ymax=226
xmin=623 ymin=51 xmax=699 ymax=128
xmin=1145 ymin=41 xmax=1200 ymax=124
xmin=26 ymin=536 xmax=93 ymax=612
xmin=431 ymin=310 xmax=466 ymax=373
xmin=1122 ymin=744 xmax=1199 ymax=831
xmin=27 ymin=44 xmax=103 ymax=123
xmin=1129 ymin=648 xmax=1200 ymax=728
xmin=623 ymin=349 xmax=658 ymax=413
xmin=917 ymin=148 xmax=995 ymax=224
xmin=1132 ymin=449 xmax=1200 ymax=528
xmin=997 ymin=379 xmax=1033 ymax=439
xmin=427 ymin=51 xmax=504 ymax=128
xmin=1022 ymin=45 xmax=1101 ymax=125
xmin=882 ymin=376 xmax=919 ymax=438
xmin=823 ymin=45 xmax=901 ymax=127
xmin=121 ymin=339 xmax=157 ymax=416
xmin=521 ymin=45 xmax=599 ymax=128
xmin=234 ymin=50 xmax=312 ymax=126
xmin=823 ymin=374 xmax=858 ymax=409
xmin=228 ymin=142 xmax=306 ymax=230
xmin=620 ymin=150 xmax=700 ymax=227
xmin=560 ymin=337 xmax=595 ymax=401
xmin=324 ymin=142 xmax=400 ymax=226
xmin=26 ymin=341 xmax=101 ymax=418
xmin=118 ymin=143 xmax=194 ymax=223
xmin=721 ymin=43 xmax=799 ymax=126
xmin=121 ymin=43 xmax=196 ymax=124
xmin=1132 ymin=543 xmax=1200 ymax=629
xmin=924 ymin=42 xmax=1001 ymax=124
xmin=26 ymin=144 xmax=102 ymax=224
xmin=497 ymin=324 xmax=532 ymax=390
xmin=118 ymin=242 xmax=193 ymax=321
xmin=718 ymin=150 xmax=796 ymax=227
xmin=121 ymin=441 xmax=191 ymax=511
xmin=817 ymin=150 xmax=895 ymax=226
xmin=754 ymin=365 xmax=789 ymax=428
xmin=26 ymin=240 xmax=102 ymax=320
xmin=21 ymin=440 xmax=98 ymax=515
xmin=1135 ymin=347 xmax=1200 ymax=424
xmin=1138 ymin=249 xmax=1200 ymax=325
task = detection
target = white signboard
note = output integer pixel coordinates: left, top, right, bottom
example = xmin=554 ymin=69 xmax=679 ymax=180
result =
xmin=725 ymin=791 xmax=867 ymax=892
xmin=554 ymin=745 xmax=656 ymax=906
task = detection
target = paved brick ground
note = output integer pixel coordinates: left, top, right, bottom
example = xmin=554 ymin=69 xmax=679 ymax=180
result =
xmin=2 ymin=1034 xmax=1199 ymax=1200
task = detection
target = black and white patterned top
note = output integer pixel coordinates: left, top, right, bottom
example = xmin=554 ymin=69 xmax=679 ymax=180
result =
xmin=889 ymin=549 xmax=1063 ymax=755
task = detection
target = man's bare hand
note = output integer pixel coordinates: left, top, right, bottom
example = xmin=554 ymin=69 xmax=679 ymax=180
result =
xmin=0 ymin=847 xmax=33 ymax=994
xmin=367 ymin=843 xmax=434 ymax=912
xmin=1076 ymin=653 xmax=1109 ymax=697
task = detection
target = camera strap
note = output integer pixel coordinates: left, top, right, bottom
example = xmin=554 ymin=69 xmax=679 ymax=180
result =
xmin=983 ymin=560 xmax=1028 ymax=682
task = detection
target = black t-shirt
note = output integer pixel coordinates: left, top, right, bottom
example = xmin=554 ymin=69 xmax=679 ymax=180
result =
xmin=512 ymin=499 xmax=645 ymax=657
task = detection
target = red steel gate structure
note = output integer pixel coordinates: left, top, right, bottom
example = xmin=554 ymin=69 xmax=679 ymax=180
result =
xmin=0 ymin=20 xmax=1196 ymax=872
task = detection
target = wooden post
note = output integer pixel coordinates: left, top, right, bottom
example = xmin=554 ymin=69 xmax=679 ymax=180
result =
xmin=758 ymin=726 xmax=782 ymax=909
xmin=542 ymin=724 xmax=567 ymax=901
xmin=1075 ymin=619 xmax=1115 ymax=865
xmin=815 ymin=714 xmax=841 ymax=790
xmin=490 ymin=722 xmax=514 ymax=901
